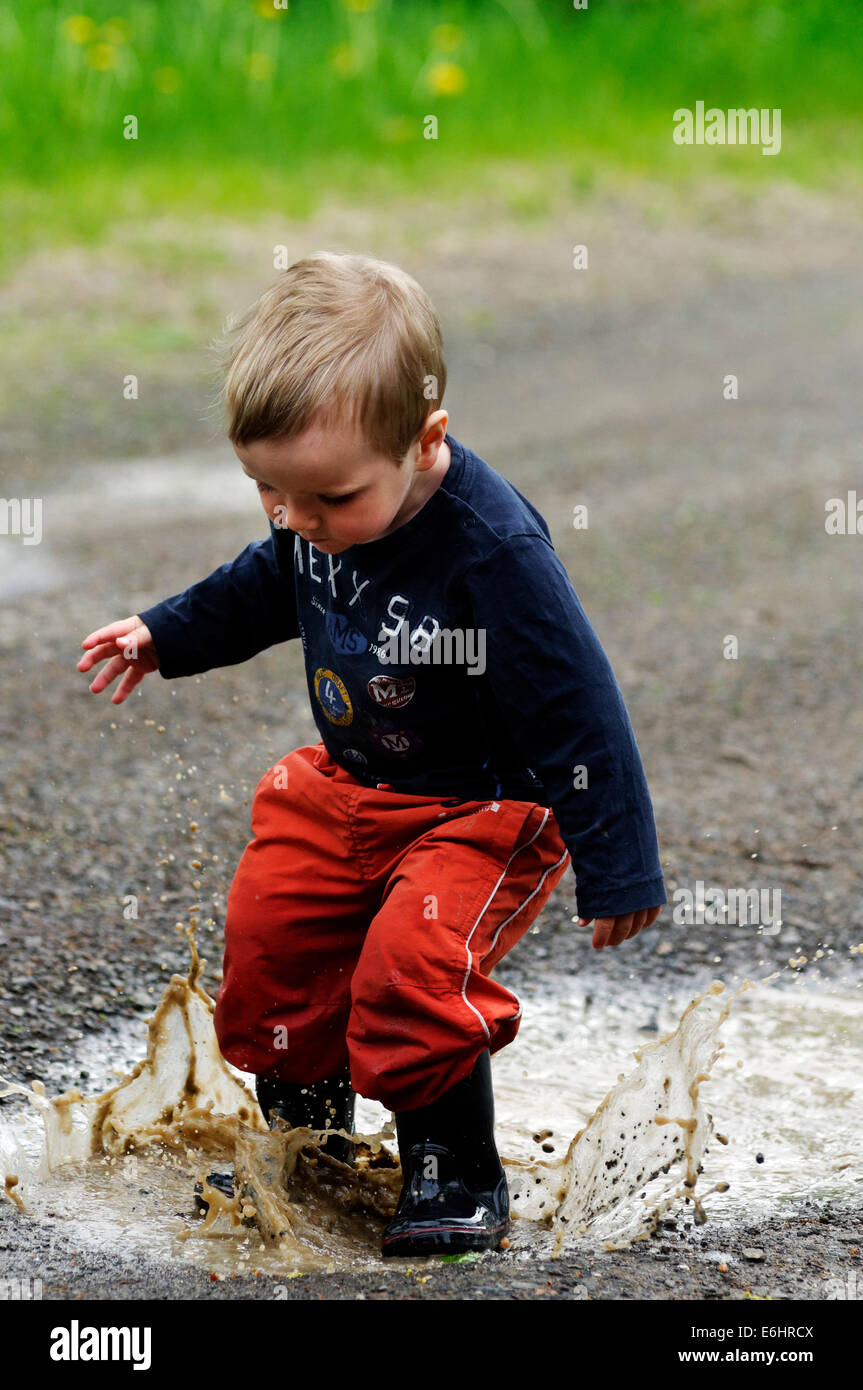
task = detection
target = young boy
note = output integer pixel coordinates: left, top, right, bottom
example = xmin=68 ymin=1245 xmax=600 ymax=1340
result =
xmin=78 ymin=251 xmax=665 ymax=1257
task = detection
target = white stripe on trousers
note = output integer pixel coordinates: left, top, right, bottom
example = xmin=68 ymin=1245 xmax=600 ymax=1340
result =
xmin=459 ymin=807 xmax=570 ymax=1038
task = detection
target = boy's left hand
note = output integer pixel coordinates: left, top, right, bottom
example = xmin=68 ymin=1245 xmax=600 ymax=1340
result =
xmin=577 ymin=905 xmax=662 ymax=951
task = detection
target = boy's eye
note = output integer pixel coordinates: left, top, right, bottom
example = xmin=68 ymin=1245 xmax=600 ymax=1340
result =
xmin=254 ymin=482 xmax=356 ymax=506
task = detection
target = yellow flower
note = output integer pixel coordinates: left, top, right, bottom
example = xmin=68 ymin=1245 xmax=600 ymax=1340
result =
xmin=87 ymin=42 xmax=117 ymax=71
xmin=431 ymin=24 xmax=463 ymax=53
xmin=342 ymin=0 xmax=378 ymax=12
xmin=330 ymin=42 xmax=360 ymax=76
xmin=62 ymin=15 xmax=98 ymax=44
xmin=247 ymin=52 xmax=275 ymax=81
xmin=101 ymin=18 xmax=130 ymax=45
xmin=428 ymin=62 xmax=467 ymax=97
xmin=153 ymin=66 xmax=182 ymax=94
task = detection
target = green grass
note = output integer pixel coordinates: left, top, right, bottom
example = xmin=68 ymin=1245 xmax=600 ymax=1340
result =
xmin=1 ymin=0 xmax=862 ymax=272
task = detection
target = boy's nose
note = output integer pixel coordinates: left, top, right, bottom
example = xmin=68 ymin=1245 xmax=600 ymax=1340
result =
xmin=281 ymin=505 xmax=322 ymax=534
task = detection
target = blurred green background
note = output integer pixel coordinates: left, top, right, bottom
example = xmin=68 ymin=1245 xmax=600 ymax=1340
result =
xmin=3 ymin=0 xmax=861 ymax=269
xmin=2 ymin=0 xmax=861 ymax=481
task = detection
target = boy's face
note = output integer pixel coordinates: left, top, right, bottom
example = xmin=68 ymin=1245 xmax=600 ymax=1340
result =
xmin=235 ymin=410 xmax=449 ymax=554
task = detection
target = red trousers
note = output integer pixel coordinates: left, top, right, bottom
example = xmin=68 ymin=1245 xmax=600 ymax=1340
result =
xmin=214 ymin=742 xmax=570 ymax=1112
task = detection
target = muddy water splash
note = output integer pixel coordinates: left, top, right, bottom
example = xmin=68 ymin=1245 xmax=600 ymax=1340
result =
xmin=1 ymin=936 xmax=268 ymax=1167
xmin=504 ymin=981 xmax=748 ymax=1250
xmin=0 ymin=933 xmax=746 ymax=1267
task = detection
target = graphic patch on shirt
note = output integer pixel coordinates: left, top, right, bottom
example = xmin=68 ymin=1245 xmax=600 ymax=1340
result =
xmin=367 ymin=674 xmax=416 ymax=709
xmin=326 ymin=611 xmax=368 ymax=655
xmin=369 ymin=728 xmax=422 ymax=757
xmin=314 ymin=668 xmax=353 ymax=726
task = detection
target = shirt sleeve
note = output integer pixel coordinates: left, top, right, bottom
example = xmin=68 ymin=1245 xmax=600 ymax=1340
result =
xmin=462 ymin=533 xmax=667 ymax=921
xmin=136 ymin=521 xmax=300 ymax=680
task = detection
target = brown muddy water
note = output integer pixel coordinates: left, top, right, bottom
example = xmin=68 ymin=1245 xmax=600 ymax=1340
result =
xmin=1 ymin=932 xmax=860 ymax=1277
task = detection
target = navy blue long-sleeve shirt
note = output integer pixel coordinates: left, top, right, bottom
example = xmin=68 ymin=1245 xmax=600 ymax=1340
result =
xmin=138 ymin=433 xmax=666 ymax=921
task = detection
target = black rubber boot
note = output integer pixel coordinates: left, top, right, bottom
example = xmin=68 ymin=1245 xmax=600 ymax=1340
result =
xmin=194 ymin=1072 xmax=356 ymax=1212
xmin=381 ymin=1051 xmax=509 ymax=1258
xmin=256 ymin=1073 xmax=356 ymax=1166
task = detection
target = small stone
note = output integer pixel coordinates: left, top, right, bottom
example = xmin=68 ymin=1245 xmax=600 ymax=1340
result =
xmin=742 ymin=1248 xmax=765 ymax=1262
xmin=755 ymin=1152 xmax=764 ymax=1163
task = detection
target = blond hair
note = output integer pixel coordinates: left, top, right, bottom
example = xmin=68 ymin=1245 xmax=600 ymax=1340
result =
xmin=216 ymin=251 xmax=447 ymax=464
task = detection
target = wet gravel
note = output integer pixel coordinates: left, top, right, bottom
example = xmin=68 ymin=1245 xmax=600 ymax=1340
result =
xmin=1 ymin=1192 xmax=859 ymax=1301
xmin=2 ymin=186 xmax=862 ymax=1301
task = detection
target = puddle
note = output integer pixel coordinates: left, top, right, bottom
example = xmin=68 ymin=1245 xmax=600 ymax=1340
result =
xmin=1 ymin=934 xmax=860 ymax=1275
xmin=693 ymin=980 xmax=863 ymax=1214
xmin=495 ymin=970 xmax=863 ymax=1231
xmin=0 ymin=449 xmax=253 ymax=599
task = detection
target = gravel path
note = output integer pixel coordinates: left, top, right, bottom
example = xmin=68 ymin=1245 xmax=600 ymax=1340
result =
xmin=1 ymin=183 xmax=861 ymax=1300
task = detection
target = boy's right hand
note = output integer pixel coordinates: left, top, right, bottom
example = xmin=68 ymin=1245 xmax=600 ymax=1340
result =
xmin=78 ymin=616 xmax=159 ymax=705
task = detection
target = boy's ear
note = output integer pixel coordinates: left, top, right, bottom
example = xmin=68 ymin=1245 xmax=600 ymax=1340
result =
xmin=425 ymin=408 xmax=448 ymax=436
xmin=416 ymin=409 xmax=448 ymax=454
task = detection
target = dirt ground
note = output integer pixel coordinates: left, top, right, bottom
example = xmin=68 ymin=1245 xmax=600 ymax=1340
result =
xmin=1 ymin=178 xmax=861 ymax=1301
